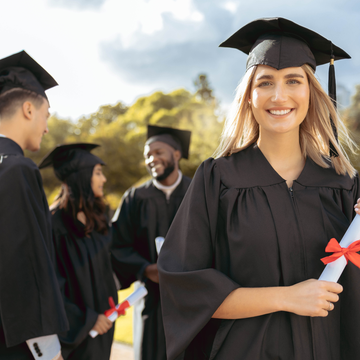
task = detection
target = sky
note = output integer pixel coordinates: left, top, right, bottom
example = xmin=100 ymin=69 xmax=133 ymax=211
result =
xmin=1 ymin=0 xmax=360 ymax=120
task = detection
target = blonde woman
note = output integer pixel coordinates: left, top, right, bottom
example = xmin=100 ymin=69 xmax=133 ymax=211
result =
xmin=158 ymin=18 xmax=360 ymax=360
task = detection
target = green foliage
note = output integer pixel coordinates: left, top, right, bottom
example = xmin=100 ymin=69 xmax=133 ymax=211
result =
xmin=26 ymin=75 xmax=224 ymax=205
xmin=342 ymin=85 xmax=360 ymax=172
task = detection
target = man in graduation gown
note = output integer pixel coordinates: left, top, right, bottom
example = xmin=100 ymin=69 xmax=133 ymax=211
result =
xmin=111 ymin=125 xmax=192 ymax=360
xmin=0 ymin=51 xmax=68 ymax=360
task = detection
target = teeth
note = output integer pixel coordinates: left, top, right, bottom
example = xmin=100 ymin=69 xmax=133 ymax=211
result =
xmin=269 ymin=109 xmax=291 ymax=115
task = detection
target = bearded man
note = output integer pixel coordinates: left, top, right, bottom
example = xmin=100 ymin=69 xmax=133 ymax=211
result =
xmin=111 ymin=125 xmax=191 ymax=360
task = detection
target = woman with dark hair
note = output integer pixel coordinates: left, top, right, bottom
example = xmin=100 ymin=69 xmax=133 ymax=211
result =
xmin=39 ymin=143 xmax=117 ymax=360
xmin=158 ymin=18 xmax=360 ymax=360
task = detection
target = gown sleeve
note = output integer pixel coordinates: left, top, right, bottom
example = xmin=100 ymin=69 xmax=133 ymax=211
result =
xmin=158 ymin=159 xmax=239 ymax=360
xmin=0 ymin=160 xmax=68 ymax=347
xmin=52 ymin=231 xmax=99 ymax=349
xmin=111 ymin=189 xmax=151 ymax=288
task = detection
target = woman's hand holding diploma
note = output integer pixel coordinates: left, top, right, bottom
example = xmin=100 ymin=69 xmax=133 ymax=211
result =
xmin=283 ymin=279 xmax=343 ymax=317
xmin=213 ymin=279 xmax=342 ymax=320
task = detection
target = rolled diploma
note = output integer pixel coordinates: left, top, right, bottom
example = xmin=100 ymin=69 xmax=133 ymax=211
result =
xmin=319 ymin=214 xmax=360 ymax=282
xmin=155 ymin=236 xmax=165 ymax=255
xmin=89 ymin=286 xmax=148 ymax=338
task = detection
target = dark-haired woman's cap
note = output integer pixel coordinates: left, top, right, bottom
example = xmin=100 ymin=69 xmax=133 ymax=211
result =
xmin=146 ymin=125 xmax=191 ymax=159
xmin=219 ymin=17 xmax=350 ymax=71
xmin=0 ymin=50 xmax=57 ymax=100
xmin=39 ymin=143 xmax=105 ymax=181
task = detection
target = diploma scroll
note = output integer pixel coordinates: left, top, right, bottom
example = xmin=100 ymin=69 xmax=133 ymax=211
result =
xmin=155 ymin=236 xmax=165 ymax=255
xmin=89 ymin=286 xmax=148 ymax=338
xmin=319 ymin=214 xmax=360 ymax=282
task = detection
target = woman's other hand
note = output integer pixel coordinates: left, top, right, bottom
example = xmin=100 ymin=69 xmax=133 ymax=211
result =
xmin=283 ymin=279 xmax=343 ymax=317
xmin=91 ymin=314 xmax=113 ymax=335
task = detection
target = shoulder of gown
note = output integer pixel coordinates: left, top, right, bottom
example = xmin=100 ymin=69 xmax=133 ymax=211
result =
xmin=211 ymin=144 xmax=357 ymax=191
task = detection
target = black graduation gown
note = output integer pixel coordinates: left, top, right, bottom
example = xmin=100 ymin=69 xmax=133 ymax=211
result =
xmin=158 ymin=144 xmax=360 ymax=360
xmin=52 ymin=209 xmax=118 ymax=360
xmin=111 ymin=176 xmax=191 ymax=360
xmin=0 ymin=138 xmax=68 ymax=359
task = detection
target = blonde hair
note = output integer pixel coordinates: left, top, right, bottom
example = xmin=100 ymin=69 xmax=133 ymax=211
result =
xmin=214 ymin=64 xmax=357 ymax=177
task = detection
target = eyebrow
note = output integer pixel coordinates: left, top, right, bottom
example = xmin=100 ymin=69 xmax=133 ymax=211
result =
xmin=255 ymin=73 xmax=305 ymax=81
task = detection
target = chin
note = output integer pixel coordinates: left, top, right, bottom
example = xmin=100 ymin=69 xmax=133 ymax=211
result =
xmin=27 ymin=144 xmax=40 ymax=152
xmin=152 ymin=172 xmax=163 ymax=179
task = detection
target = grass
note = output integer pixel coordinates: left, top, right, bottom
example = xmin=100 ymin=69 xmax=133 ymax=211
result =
xmin=113 ymin=284 xmax=134 ymax=344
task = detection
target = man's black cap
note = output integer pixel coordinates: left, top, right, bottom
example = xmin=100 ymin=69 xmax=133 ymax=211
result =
xmin=39 ymin=143 xmax=105 ymax=181
xmin=0 ymin=50 xmax=57 ymax=99
xmin=146 ymin=125 xmax=191 ymax=159
xmin=219 ymin=17 xmax=350 ymax=71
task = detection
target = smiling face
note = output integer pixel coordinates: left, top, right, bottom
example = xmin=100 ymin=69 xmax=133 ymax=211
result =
xmin=144 ymin=141 xmax=180 ymax=181
xmin=91 ymin=164 xmax=107 ymax=197
xmin=250 ymin=65 xmax=310 ymax=137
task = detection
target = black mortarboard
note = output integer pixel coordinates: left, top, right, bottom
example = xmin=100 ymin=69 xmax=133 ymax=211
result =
xmin=0 ymin=50 xmax=57 ymax=99
xmin=219 ymin=17 xmax=350 ymax=71
xmin=146 ymin=125 xmax=191 ymax=159
xmin=220 ymin=17 xmax=350 ymax=157
xmin=38 ymin=143 xmax=105 ymax=181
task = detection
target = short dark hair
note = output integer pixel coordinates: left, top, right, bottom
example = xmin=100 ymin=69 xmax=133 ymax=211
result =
xmin=0 ymin=88 xmax=45 ymax=119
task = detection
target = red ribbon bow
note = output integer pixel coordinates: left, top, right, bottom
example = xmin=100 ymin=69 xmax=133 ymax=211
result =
xmin=104 ymin=297 xmax=129 ymax=318
xmin=321 ymin=238 xmax=360 ymax=268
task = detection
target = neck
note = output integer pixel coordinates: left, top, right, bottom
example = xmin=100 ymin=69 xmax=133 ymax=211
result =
xmin=0 ymin=122 xmax=26 ymax=150
xmin=157 ymin=167 xmax=180 ymax=186
xmin=77 ymin=211 xmax=86 ymax=225
xmin=257 ymin=127 xmax=305 ymax=187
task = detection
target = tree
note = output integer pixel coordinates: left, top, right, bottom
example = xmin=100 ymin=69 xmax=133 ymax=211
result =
xmin=342 ymin=85 xmax=360 ymax=172
xmin=26 ymin=78 xmax=224 ymax=206
xmin=194 ymin=73 xmax=215 ymax=103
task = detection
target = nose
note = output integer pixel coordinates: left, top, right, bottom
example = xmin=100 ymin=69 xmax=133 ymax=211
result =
xmin=44 ymin=127 xmax=49 ymax=134
xmin=271 ymin=83 xmax=288 ymax=103
xmin=103 ymin=175 xmax=107 ymax=183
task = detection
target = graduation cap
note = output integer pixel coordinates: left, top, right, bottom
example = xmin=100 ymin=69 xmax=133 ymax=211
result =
xmin=0 ymin=50 xmax=57 ymax=99
xmin=220 ymin=17 xmax=351 ymax=157
xmin=39 ymin=143 xmax=105 ymax=181
xmin=146 ymin=125 xmax=191 ymax=159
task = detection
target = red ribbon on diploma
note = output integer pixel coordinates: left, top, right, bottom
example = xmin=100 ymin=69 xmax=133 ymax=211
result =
xmin=104 ymin=297 xmax=128 ymax=317
xmin=321 ymin=238 xmax=360 ymax=268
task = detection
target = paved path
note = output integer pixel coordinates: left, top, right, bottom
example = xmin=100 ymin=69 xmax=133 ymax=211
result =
xmin=110 ymin=342 xmax=134 ymax=360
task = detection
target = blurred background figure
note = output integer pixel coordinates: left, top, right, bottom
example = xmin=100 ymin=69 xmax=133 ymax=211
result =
xmin=39 ymin=143 xmax=117 ymax=360
xmin=111 ymin=125 xmax=191 ymax=360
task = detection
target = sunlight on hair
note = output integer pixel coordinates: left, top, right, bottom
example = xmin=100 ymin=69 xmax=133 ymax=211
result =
xmin=214 ymin=64 xmax=358 ymax=178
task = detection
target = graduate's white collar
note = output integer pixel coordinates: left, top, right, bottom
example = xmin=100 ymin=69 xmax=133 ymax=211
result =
xmin=0 ymin=134 xmax=6 ymax=138
xmin=153 ymin=170 xmax=182 ymax=200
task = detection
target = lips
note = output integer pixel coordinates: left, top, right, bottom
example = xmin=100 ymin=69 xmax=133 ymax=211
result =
xmin=268 ymin=109 xmax=292 ymax=115
xmin=151 ymin=163 xmax=164 ymax=173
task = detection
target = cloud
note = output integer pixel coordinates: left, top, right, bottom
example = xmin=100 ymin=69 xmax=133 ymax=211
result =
xmin=47 ymin=0 xmax=106 ymax=10
xmin=99 ymin=0 xmax=360 ymax=107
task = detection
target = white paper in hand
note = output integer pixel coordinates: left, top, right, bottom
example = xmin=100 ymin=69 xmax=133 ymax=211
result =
xmin=155 ymin=236 xmax=165 ymax=255
xmin=319 ymin=214 xmax=360 ymax=282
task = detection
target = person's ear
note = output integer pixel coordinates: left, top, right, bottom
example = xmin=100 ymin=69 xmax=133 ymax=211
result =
xmin=22 ymin=101 xmax=34 ymax=120
xmin=174 ymin=150 xmax=182 ymax=162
